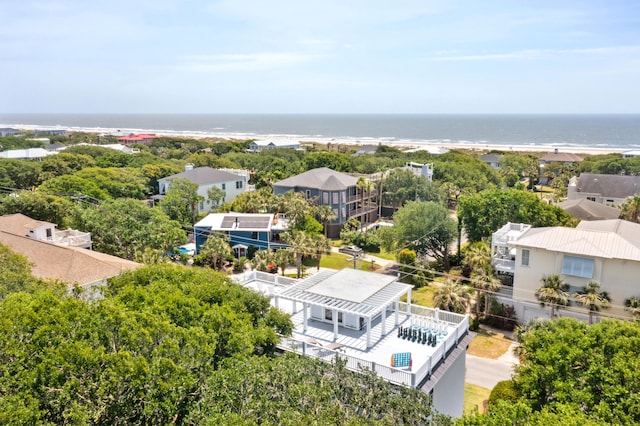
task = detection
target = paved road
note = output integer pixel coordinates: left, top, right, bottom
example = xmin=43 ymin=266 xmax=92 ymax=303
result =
xmin=465 ymin=342 xmax=519 ymax=389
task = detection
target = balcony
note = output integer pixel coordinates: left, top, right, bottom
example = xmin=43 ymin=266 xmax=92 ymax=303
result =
xmin=51 ymin=229 xmax=92 ymax=249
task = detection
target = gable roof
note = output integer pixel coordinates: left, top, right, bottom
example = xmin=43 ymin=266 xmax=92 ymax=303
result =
xmin=480 ymin=154 xmax=501 ymax=162
xmin=515 ymin=220 xmax=640 ymax=261
xmin=574 ymin=173 xmax=640 ymax=199
xmin=274 ymin=167 xmax=359 ymax=191
xmin=0 ymin=231 xmax=140 ymax=287
xmin=540 ymin=152 xmax=583 ymax=163
xmin=160 ymin=167 xmax=243 ymax=185
xmin=558 ymin=199 xmax=621 ymax=221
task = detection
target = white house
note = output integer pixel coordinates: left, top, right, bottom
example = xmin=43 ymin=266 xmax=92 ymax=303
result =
xmin=404 ymin=162 xmax=434 ymax=182
xmin=491 ymin=220 xmax=640 ymax=322
xmin=157 ymin=165 xmax=249 ymax=214
xmin=0 ymin=147 xmax=55 ymax=160
xmin=248 ymin=140 xmax=301 ymax=152
xmin=238 ymin=268 xmax=472 ymax=418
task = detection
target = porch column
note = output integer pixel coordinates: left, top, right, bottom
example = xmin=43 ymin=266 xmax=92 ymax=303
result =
xmin=303 ymin=303 xmax=308 ymax=332
xmin=406 ymin=289 xmax=412 ymax=315
xmin=381 ymin=306 xmax=387 ymax=336
xmin=366 ymin=316 xmax=372 ymax=348
xmin=333 ymin=309 xmax=339 ymax=341
xmin=394 ymin=299 xmax=399 ymax=325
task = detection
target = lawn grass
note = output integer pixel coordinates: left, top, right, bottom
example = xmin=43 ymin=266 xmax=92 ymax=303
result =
xmin=467 ymin=329 xmax=513 ymax=359
xmin=305 ymin=253 xmax=379 ymax=272
xmin=401 ymin=285 xmax=436 ymax=308
xmin=464 ymin=383 xmax=490 ymax=415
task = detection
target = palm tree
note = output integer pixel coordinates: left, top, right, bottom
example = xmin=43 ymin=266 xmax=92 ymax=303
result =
xmin=283 ymin=230 xmax=313 ymax=278
xmin=309 ymin=234 xmax=332 ymax=271
xmin=620 ymin=195 xmax=640 ymax=223
xmin=535 ymin=274 xmax=569 ymax=318
xmin=315 ymin=205 xmax=337 ymax=238
xmin=574 ymin=281 xmax=610 ymax=324
xmin=251 ymin=249 xmax=272 ymax=272
xmin=356 ymin=177 xmax=374 ymax=230
xmin=624 ymin=297 xmax=640 ymax=320
xmin=470 ymin=269 xmax=502 ymax=317
xmin=200 ymin=233 xmax=232 ymax=271
xmin=433 ymin=279 xmax=474 ymax=314
xmin=463 ymin=242 xmax=491 ymax=274
xmin=272 ymin=248 xmax=294 ymax=276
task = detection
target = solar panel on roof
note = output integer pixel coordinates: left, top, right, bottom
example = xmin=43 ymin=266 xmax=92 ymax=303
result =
xmin=239 ymin=217 xmax=270 ymax=228
xmin=220 ymin=217 xmax=238 ymax=229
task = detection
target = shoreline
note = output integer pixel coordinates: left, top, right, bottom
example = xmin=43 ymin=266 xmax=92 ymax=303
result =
xmin=1 ymin=123 xmax=627 ymax=156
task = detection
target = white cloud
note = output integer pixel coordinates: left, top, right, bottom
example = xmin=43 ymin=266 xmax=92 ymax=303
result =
xmin=176 ymin=52 xmax=319 ymax=72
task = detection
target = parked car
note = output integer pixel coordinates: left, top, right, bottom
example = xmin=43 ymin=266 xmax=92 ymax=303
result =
xmin=339 ymin=245 xmax=363 ymax=256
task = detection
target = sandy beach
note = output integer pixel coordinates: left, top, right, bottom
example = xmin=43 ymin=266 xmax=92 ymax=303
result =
xmin=4 ymin=123 xmax=627 ymax=156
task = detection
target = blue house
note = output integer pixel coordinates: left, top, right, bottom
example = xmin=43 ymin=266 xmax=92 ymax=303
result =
xmin=194 ymin=213 xmax=290 ymax=257
xmin=273 ymin=168 xmax=377 ymax=238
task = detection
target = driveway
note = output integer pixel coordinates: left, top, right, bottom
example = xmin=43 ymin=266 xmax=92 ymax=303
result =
xmin=465 ymin=342 xmax=519 ymax=389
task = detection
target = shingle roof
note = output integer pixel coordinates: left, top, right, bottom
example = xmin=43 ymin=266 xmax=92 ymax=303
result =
xmin=574 ymin=173 xmax=640 ymax=199
xmin=0 ymin=213 xmax=53 ymax=235
xmin=515 ymin=220 xmax=640 ymax=261
xmin=274 ymin=167 xmax=359 ymax=191
xmin=161 ymin=167 xmax=242 ymax=185
xmin=480 ymin=154 xmax=501 ymax=162
xmin=0 ymin=231 xmax=140 ymax=287
xmin=558 ymin=199 xmax=621 ymax=221
xmin=540 ymin=152 xmax=583 ymax=163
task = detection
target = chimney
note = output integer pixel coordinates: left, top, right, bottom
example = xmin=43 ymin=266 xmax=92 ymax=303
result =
xmin=185 ymin=163 xmax=194 ymax=171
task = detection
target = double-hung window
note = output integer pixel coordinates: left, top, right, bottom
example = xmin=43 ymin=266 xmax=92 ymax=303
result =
xmin=521 ymin=249 xmax=530 ymax=266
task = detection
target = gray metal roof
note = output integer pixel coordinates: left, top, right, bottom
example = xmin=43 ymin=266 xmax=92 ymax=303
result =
xmin=274 ymin=167 xmax=359 ymax=191
xmin=278 ymin=269 xmax=413 ymax=319
xmin=161 ymin=167 xmax=242 ymax=185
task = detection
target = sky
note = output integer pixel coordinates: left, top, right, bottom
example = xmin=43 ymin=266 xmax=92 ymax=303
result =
xmin=1 ymin=0 xmax=639 ymax=113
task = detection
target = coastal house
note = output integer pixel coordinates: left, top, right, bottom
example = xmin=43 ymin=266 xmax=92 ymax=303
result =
xmin=0 ymin=147 xmax=55 ymax=161
xmin=479 ymin=154 xmax=502 ymax=170
xmin=34 ymin=129 xmax=66 ymax=136
xmin=0 ymin=213 xmax=139 ymax=295
xmin=238 ymin=268 xmax=472 ymax=418
xmin=273 ymin=168 xmax=378 ymax=238
xmin=248 ymin=140 xmax=301 ymax=152
xmin=117 ymin=133 xmax=159 ymax=145
xmin=539 ymin=149 xmax=583 ymax=166
xmin=622 ymin=150 xmax=640 ymax=158
xmin=158 ymin=165 xmax=249 ymax=214
xmin=194 ymin=212 xmax=289 ymax=256
xmin=404 ymin=162 xmax=434 ymax=181
xmin=567 ymin=173 xmax=640 ymax=206
xmin=491 ymin=220 xmax=640 ymax=322
xmin=558 ymin=198 xmax=621 ymax=221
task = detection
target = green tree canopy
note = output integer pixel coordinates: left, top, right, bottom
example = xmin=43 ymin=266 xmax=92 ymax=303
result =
xmin=0 ymin=159 xmax=42 ymax=189
xmin=458 ymin=188 xmax=573 ymax=242
xmin=71 ymin=198 xmax=186 ymax=261
xmin=381 ymin=201 xmax=457 ymax=270
xmin=74 ymin=167 xmax=149 ymax=199
xmin=0 ymin=191 xmax=75 ymax=227
xmin=159 ymin=178 xmax=203 ymax=228
xmin=38 ymin=174 xmax=111 ymax=201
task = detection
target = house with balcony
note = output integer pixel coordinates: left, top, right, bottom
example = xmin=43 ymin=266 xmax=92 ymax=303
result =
xmin=568 ymin=173 xmax=640 ymax=206
xmin=237 ymin=268 xmax=472 ymax=418
xmin=479 ymin=154 xmax=501 ymax=170
xmin=117 ymin=133 xmax=159 ymax=145
xmin=539 ymin=149 xmax=583 ymax=166
xmin=0 ymin=214 xmax=139 ymax=296
xmin=404 ymin=162 xmax=434 ymax=181
xmin=490 ymin=222 xmax=532 ymax=282
xmin=0 ymin=213 xmax=92 ymax=249
xmin=194 ymin=212 xmax=290 ymax=256
xmin=491 ymin=219 xmax=640 ymax=322
xmin=158 ymin=165 xmax=249 ymax=214
xmin=273 ymin=168 xmax=378 ymax=238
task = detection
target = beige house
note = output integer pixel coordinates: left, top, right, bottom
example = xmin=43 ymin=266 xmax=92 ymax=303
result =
xmin=505 ymin=219 xmax=640 ymax=322
xmin=0 ymin=214 xmax=140 ymax=295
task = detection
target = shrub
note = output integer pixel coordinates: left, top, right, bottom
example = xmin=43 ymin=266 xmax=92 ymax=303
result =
xmin=488 ymin=380 xmax=519 ymax=406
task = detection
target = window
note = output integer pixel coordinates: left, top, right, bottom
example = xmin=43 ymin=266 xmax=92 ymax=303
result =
xmin=332 ymin=192 xmax=339 ymax=205
xmin=606 ymin=199 xmax=614 ymax=203
xmin=333 ymin=209 xmax=338 ymax=219
xmin=222 ymin=183 xmax=226 ymax=190
xmin=586 ymin=196 xmax=596 ymax=201
xmin=236 ymin=180 xmax=243 ymax=189
xmin=305 ymin=189 xmax=311 ymax=199
xmin=199 ymin=201 xmax=204 ymax=210
xmin=341 ymin=191 xmax=346 ymax=203
xmin=251 ymin=232 xmax=258 ymax=240
xmin=341 ymin=207 xmax=346 ymax=218
xmin=322 ymin=192 xmax=329 ymax=204
xmin=521 ymin=249 xmax=530 ymax=266
xmin=562 ymin=255 xmax=595 ymax=278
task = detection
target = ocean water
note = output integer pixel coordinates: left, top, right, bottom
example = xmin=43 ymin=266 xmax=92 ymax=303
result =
xmin=1 ymin=113 xmax=639 ymax=149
